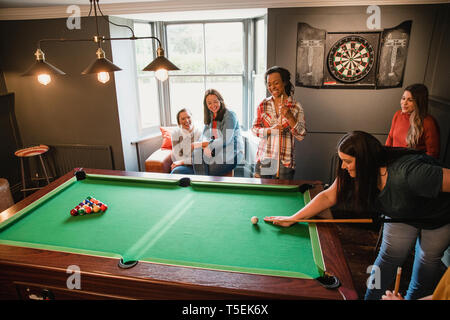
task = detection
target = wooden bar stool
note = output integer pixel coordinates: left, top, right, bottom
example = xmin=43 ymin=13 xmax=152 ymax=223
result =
xmin=14 ymin=144 xmax=51 ymax=198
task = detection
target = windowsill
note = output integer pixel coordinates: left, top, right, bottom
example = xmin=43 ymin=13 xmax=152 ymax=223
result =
xmin=130 ymin=131 xmax=162 ymax=145
xmin=132 ymin=129 xmax=260 ymax=144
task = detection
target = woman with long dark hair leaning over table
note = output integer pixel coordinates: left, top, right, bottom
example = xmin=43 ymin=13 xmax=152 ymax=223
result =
xmin=265 ymin=131 xmax=450 ymax=300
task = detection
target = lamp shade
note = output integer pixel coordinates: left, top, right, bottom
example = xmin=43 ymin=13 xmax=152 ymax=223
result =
xmin=143 ymin=55 xmax=180 ymax=72
xmin=81 ymin=57 xmax=122 ymax=74
xmin=22 ymin=60 xmax=65 ymax=76
xmin=143 ymin=46 xmax=179 ymax=72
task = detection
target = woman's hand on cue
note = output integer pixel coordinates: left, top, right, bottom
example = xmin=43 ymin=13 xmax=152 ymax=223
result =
xmin=280 ymin=105 xmax=290 ymax=117
xmin=264 ymin=216 xmax=296 ymax=227
xmin=381 ymin=290 xmax=404 ymax=300
xmin=204 ymin=146 xmax=213 ymax=158
xmin=267 ymin=123 xmax=283 ymax=136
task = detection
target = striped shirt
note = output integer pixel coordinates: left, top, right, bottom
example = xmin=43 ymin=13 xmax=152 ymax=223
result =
xmin=251 ymin=96 xmax=306 ymax=168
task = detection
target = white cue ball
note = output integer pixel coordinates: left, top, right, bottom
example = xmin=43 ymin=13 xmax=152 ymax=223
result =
xmin=251 ymin=216 xmax=259 ymax=224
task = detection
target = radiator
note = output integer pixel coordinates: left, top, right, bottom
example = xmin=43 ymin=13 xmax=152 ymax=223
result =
xmin=45 ymin=144 xmax=114 ymax=177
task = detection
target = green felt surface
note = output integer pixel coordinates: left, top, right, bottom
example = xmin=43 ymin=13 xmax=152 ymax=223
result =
xmin=0 ymin=174 xmax=324 ymax=279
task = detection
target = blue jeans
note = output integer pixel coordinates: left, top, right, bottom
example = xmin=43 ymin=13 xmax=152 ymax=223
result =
xmin=192 ymin=147 xmax=237 ymax=176
xmin=365 ymin=222 xmax=450 ymax=300
xmin=193 ymin=162 xmax=237 ymax=176
xmin=170 ymin=165 xmax=194 ymax=175
xmin=254 ymin=161 xmax=295 ymax=180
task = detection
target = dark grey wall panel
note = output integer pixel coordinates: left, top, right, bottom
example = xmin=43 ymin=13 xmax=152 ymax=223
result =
xmin=294 ymin=132 xmax=388 ymax=182
xmin=266 ymin=4 xmax=450 ymax=181
xmin=0 ymin=17 xmax=125 ymax=173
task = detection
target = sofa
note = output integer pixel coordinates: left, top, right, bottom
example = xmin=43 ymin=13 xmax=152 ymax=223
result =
xmin=144 ymin=127 xmax=233 ymax=176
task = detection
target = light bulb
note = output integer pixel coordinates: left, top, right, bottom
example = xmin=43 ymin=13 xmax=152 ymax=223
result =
xmin=37 ymin=74 xmax=51 ymax=85
xmin=97 ymin=72 xmax=110 ymax=84
xmin=155 ymin=69 xmax=169 ymax=81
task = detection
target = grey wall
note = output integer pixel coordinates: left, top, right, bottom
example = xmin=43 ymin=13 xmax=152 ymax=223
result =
xmin=1 ymin=4 xmax=448 ymax=181
xmin=425 ymin=6 xmax=450 ymax=163
xmin=0 ymin=70 xmax=6 ymax=94
xmin=424 ymin=4 xmax=450 ymax=103
xmin=267 ymin=4 xmax=450 ymax=183
xmin=0 ymin=17 xmax=125 ymax=172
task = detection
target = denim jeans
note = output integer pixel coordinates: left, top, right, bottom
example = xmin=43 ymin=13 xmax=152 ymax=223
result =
xmin=365 ymin=222 xmax=450 ymax=300
xmin=254 ymin=161 xmax=295 ymax=180
xmin=193 ymin=161 xmax=237 ymax=176
xmin=170 ymin=165 xmax=194 ymax=175
xmin=191 ymin=148 xmax=237 ymax=176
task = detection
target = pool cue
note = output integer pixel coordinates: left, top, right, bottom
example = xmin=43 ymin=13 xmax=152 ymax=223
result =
xmin=286 ymin=217 xmax=428 ymax=224
xmin=267 ymin=215 xmax=427 ymax=225
xmin=279 ymin=218 xmax=374 ymax=224
xmin=276 ymin=94 xmax=283 ymax=178
xmin=393 ymin=267 xmax=402 ymax=296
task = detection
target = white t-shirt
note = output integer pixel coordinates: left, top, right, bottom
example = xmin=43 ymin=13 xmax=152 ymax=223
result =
xmin=171 ymin=126 xmax=202 ymax=164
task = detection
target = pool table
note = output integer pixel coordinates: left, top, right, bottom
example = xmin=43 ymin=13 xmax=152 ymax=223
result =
xmin=0 ymin=168 xmax=357 ymax=300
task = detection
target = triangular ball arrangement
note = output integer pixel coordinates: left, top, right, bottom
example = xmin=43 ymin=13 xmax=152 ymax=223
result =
xmin=70 ymin=196 xmax=108 ymax=216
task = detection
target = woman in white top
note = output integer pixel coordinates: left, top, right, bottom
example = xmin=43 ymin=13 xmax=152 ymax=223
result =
xmin=170 ymin=108 xmax=202 ymax=175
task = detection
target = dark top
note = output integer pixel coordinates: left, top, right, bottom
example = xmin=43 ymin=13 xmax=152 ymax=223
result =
xmin=374 ymin=154 xmax=450 ymax=229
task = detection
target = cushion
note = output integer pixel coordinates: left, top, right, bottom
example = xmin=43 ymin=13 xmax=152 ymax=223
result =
xmin=160 ymin=127 xmax=174 ymax=150
xmin=145 ymin=149 xmax=173 ymax=173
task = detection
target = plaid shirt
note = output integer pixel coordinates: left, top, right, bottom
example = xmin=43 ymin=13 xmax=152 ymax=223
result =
xmin=251 ymin=96 xmax=306 ymax=168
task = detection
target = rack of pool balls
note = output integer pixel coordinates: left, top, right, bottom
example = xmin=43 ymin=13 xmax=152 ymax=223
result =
xmin=70 ymin=196 xmax=108 ymax=216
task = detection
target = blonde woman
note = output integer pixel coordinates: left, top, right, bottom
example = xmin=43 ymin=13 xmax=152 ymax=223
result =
xmin=385 ymin=84 xmax=440 ymax=158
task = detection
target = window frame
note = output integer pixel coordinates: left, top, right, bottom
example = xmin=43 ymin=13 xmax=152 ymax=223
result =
xmin=133 ymin=16 xmax=266 ymax=134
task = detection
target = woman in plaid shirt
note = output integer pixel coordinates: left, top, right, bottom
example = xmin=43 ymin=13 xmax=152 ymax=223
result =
xmin=251 ymin=66 xmax=306 ymax=179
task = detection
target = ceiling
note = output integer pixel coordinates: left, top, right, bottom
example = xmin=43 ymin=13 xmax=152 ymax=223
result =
xmin=0 ymin=0 xmax=447 ymax=8
xmin=0 ymin=0 xmax=155 ymax=8
xmin=0 ymin=0 xmax=245 ymax=9
xmin=0 ymin=0 xmax=446 ymax=20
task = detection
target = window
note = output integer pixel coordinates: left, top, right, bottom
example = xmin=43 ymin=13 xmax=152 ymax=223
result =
xmin=133 ymin=22 xmax=160 ymax=130
xmin=166 ymin=22 xmax=244 ymax=126
xmin=252 ymin=18 xmax=267 ymax=118
xmin=132 ymin=16 xmax=266 ymax=133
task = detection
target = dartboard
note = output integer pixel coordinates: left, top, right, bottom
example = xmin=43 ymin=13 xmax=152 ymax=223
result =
xmin=327 ymin=36 xmax=375 ymax=83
